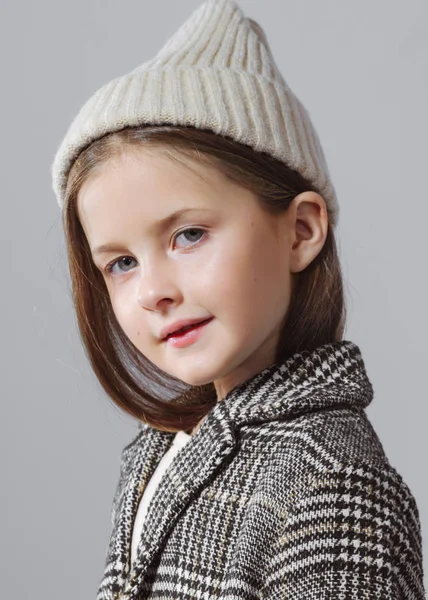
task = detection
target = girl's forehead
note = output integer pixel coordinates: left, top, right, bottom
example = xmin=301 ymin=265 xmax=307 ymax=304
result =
xmin=76 ymin=148 xmax=260 ymax=240
xmin=80 ymin=148 xmax=227 ymax=203
xmin=108 ymin=147 xmax=223 ymax=182
xmin=77 ymin=148 xmax=245 ymax=219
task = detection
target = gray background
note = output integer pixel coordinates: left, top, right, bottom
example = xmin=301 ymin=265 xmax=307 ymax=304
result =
xmin=1 ymin=0 xmax=427 ymax=597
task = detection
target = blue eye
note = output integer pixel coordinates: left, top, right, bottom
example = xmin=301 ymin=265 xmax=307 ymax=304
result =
xmin=103 ymin=228 xmax=206 ymax=276
xmin=104 ymin=256 xmax=137 ymax=275
xmin=173 ymin=227 xmax=206 ymax=247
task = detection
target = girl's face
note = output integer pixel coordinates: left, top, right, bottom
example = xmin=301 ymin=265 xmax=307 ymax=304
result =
xmin=77 ymin=148 xmax=296 ymax=401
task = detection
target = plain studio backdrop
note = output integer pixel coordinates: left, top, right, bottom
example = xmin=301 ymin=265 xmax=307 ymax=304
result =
xmin=1 ymin=0 xmax=427 ymax=597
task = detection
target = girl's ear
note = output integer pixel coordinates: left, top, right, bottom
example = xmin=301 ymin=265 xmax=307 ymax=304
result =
xmin=288 ymin=191 xmax=329 ymax=274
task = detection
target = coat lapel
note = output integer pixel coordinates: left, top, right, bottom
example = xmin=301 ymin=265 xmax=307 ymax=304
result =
xmin=96 ymin=426 xmax=173 ymax=600
xmin=97 ymin=407 xmax=238 ymax=600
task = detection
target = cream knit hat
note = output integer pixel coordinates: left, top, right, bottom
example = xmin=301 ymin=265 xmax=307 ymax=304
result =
xmin=51 ymin=0 xmax=339 ymax=226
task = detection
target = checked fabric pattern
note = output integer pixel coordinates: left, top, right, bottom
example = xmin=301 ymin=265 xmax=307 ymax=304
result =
xmin=96 ymin=340 xmax=425 ymax=600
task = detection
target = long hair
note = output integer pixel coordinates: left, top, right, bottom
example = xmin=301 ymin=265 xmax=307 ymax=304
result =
xmin=63 ymin=125 xmax=347 ymax=432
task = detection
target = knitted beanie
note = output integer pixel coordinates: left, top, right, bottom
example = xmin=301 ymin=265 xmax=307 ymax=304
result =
xmin=51 ymin=0 xmax=339 ymax=226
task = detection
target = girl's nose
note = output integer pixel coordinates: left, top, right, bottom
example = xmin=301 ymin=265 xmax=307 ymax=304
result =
xmin=136 ymin=267 xmax=180 ymax=311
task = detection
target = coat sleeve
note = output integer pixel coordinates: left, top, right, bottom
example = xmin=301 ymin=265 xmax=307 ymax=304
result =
xmin=259 ymin=461 xmax=425 ymax=600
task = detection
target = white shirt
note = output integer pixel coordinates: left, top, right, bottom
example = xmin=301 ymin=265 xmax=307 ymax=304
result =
xmin=130 ymin=430 xmax=192 ymax=565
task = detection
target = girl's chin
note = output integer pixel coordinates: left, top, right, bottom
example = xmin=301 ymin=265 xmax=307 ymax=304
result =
xmin=163 ymin=362 xmax=219 ymax=387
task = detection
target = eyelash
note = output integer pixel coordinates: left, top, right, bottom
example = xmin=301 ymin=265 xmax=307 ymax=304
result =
xmin=103 ymin=227 xmax=207 ymax=275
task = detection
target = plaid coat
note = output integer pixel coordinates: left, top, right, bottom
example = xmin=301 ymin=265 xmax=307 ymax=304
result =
xmin=96 ymin=340 xmax=425 ymax=600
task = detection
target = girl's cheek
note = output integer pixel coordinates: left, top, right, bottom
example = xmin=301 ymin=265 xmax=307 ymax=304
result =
xmin=108 ymin=282 xmax=134 ymax=321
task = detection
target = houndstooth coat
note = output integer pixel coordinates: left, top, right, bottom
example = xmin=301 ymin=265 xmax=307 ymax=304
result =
xmin=96 ymin=340 xmax=425 ymax=600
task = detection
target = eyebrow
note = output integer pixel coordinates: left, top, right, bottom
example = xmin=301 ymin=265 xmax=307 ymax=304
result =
xmin=91 ymin=208 xmax=212 ymax=257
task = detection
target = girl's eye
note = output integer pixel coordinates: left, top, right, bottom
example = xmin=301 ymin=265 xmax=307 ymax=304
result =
xmin=173 ymin=227 xmax=206 ymax=248
xmin=103 ymin=228 xmax=206 ymax=276
xmin=104 ymin=256 xmax=137 ymax=275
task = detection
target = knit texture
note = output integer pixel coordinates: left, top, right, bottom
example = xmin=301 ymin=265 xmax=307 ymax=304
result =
xmin=96 ymin=340 xmax=425 ymax=600
xmin=51 ymin=0 xmax=339 ymax=226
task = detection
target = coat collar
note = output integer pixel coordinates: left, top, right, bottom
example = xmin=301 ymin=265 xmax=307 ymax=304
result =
xmin=97 ymin=339 xmax=373 ymax=600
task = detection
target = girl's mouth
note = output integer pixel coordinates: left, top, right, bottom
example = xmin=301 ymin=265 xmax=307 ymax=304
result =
xmin=165 ymin=318 xmax=214 ymax=348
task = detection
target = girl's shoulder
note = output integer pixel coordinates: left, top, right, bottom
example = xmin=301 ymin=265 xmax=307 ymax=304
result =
xmin=240 ymin=404 xmax=389 ymax=468
xmin=239 ymin=405 xmax=418 ymax=517
xmin=245 ymin=410 xmax=424 ymax=598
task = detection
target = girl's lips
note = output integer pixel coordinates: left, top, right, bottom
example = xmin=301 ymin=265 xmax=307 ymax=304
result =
xmin=165 ymin=317 xmax=214 ymax=348
xmin=167 ymin=318 xmax=211 ymax=338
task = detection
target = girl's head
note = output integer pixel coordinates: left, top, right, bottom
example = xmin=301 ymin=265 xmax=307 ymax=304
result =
xmin=63 ymin=125 xmax=345 ymax=432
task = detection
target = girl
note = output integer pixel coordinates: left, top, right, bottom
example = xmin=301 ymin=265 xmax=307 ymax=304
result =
xmin=51 ymin=0 xmax=425 ymax=598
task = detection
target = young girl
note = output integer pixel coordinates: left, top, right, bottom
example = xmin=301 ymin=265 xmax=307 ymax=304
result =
xmin=51 ymin=1 xmax=425 ymax=598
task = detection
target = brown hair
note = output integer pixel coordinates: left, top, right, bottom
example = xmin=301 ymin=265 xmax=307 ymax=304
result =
xmin=63 ymin=125 xmax=347 ymax=433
